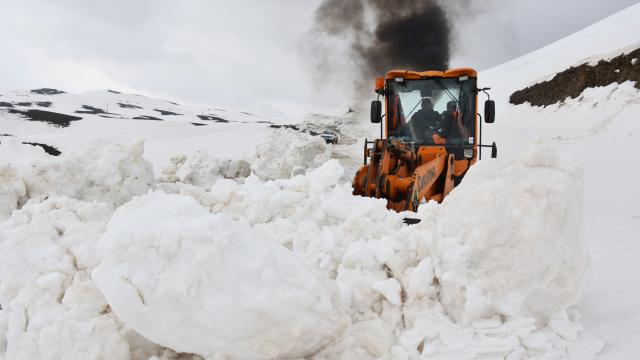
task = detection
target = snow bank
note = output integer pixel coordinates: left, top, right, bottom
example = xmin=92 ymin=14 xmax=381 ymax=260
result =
xmin=157 ymin=148 xmax=599 ymax=359
xmin=0 ymin=197 xmax=130 ymax=360
xmin=252 ymin=128 xmax=330 ymax=180
xmin=0 ymin=165 xmax=26 ymax=218
xmin=422 ymin=142 xmax=589 ymax=324
xmin=92 ymin=192 xmax=348 ymax=360
xmin=1 ymin=138 xmax=600 ymax=360
xmin=0 ymin=139 xmax=155 ymax=209
xmin=161 ymin=151 xmax=250 ymax=189
xmin=0 ymin=142 xmax=173 ymax=360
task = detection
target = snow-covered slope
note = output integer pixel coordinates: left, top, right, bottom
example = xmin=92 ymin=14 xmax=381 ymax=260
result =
xmin=0 ymin=89 xmax=365 ymax=174
xmin=481 ymin=3 xmax=640 ymax=359
xmin=0 ymin=89 xmax=275 ymax=172
xmin=481 ymin=3 xmax=640 ymax=93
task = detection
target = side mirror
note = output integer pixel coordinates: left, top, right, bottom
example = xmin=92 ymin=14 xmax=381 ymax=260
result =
xmin=491 ymin=142 xmax=498 ymax=158
xmin=370 ymin=100 xmax=382 ymax=123
xmin=484 ymin=100 xmax=495 ymax=123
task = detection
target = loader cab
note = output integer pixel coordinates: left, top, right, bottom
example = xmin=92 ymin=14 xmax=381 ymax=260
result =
xmin=381 ymin=69 xmax=478 ymax=161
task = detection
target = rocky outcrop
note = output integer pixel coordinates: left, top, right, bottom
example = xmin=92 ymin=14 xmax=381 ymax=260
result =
xmin=510 ymin=48 xmax=640 ymax=107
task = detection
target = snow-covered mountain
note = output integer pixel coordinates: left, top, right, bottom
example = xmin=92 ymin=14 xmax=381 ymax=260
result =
xmin=1 ymin=3 xmax=639 ymax=360
xmin=0 ymin=88 xmax=367 ymax=174
xmin=481 ymin=4 xmax=640 ymax=359
xmin=0 ymin=89 xmax=277 ymax=172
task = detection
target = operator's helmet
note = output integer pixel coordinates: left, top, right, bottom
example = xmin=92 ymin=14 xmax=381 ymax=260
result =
xmin=421 ymin=97 xmax=433 ymax=110
xmin=447 ymin=101 xmax=457 ymax=111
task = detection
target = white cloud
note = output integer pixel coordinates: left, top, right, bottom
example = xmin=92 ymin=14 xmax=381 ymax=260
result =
xmin=446 ymin=0 xmax=640 ymax=69
xmin=0 ymin=0 xmax=636 ymax=117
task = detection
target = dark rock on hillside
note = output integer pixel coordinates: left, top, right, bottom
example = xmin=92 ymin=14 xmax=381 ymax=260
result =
xmin=191 ymin=122 xmax=207 ymax=126
xmin=0 ymin=138 xmax=61 ymax=156
xmin=0 ymin=102 xmax=13 ymax=108
xmin=108 ymin=89 xmax=122 ymax=94
xmin=118 ymin=102 xmax=143 ymax=109
xmin=8 ymin=109 xmax=82 ymax=127
xmin=30 ymin=88 xmax=65 ymax=95
xmin=197 ymin=115 xmax=229 ymax=123
xmin=510 ymin=47 xmax=640 ymax=107
xmin=16 ymin=102 xmax=33 ymax=106
xmin=155 ymin=109 xmax=182 ymax=116
xmin=133 ymin=115 xmax=163 ymax=121
xmin=75 ymin=105 xmax=119 ymax=115
xmin=269 ymin=124 xmax=300 ymax=131
xmin=36 ymin=101 xmax=52 ymax=108
xmin=22 ymin=142 xmax=61 ymax=156
xmin=269 ymin=123 xmax=339 ymax=143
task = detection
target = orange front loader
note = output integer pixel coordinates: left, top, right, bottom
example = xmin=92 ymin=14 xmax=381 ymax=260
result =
xmin=352 ymin=68 xmax=497 ymax=212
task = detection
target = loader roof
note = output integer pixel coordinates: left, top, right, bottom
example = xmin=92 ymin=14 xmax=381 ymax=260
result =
xmin=385 ymin=68 xmax=477 ymax=80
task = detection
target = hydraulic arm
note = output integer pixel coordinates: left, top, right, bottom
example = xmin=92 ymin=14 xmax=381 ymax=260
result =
xmin=352 ymin=139 xmax=455 ymax=212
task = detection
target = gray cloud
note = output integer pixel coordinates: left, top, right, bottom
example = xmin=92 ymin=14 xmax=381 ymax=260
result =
xmin=445 ymin=0 xmax=640 ymax=69
xmin=0 ymin=0 xmax=637 ymax=117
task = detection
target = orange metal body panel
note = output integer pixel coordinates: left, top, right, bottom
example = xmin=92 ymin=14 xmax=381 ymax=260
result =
xmin=385 ymin=68 xmax=477 ymax=80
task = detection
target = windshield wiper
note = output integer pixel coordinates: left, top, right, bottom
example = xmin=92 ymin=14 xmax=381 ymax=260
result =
xmin=405 ymin=99 xmax=423 ymax=120
xmin=404 ymin=78 xmax=463 ymax=120
xmin=435 ymin=78 xmax=459 ymax=105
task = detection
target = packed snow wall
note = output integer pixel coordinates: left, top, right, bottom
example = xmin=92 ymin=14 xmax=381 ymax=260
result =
xmin=0 ymin=132 xmax=601 ymax=359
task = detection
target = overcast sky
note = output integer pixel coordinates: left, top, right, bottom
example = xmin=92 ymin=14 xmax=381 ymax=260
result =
xmin=1 ymin=0 xmax=637 ymax=117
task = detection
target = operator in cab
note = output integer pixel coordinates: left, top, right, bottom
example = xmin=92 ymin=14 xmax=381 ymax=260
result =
xmin=439 ymin=101 xmax=469 ymax=144
xmin=400 ymin=97 xmax=441 ymax=142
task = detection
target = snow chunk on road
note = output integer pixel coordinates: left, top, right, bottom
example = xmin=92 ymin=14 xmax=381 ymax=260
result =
xmin=0 ymin=165 xmax=26 ymax=218
xmin=161 ymin=151 xmax=250 ymax=189
xmin=252 ymin=128 xmax=330 ymax=180
xmin=422 ymin=143 xmax=589 ymax=324
xmin=371 ymin=278 xmax=402 ymax=306
xmin=406 ymin=257 xmax=436 ymax=300
xmin=0 ymin=197 xmax=132 ymax=360
xmin=0 ymin=139 xmax=155 ymax=208
xmin=93 ymin=192 xmax=348 ymax=360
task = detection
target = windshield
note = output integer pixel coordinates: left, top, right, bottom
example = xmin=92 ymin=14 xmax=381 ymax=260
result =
xmin=387 ymin=77 xmax=477 ymax=146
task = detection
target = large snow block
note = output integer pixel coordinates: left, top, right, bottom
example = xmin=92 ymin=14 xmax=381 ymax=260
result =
xmin=423 ymin=143 xmax=589 ymax=324
xmin=92 ymin=192 xmax=347 ymax=359
xmin=252 ymin=128 xmax=330 ymax=180
xmin=0 ymin=138 xmax=155 ymax=208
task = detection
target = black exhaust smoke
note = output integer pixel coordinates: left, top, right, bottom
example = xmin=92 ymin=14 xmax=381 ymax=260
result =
xmin=314 ymin=0 xmax=451 ymax=79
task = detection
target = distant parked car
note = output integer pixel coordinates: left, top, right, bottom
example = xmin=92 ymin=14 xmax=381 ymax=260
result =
xmin=320 ymin=130 xmax=338 ymax=144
